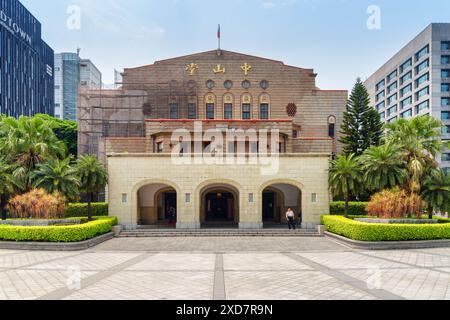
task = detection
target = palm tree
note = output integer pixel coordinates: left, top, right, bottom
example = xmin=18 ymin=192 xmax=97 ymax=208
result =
xmin=0 ymin=159 xmax=22 ymax=220
xmin=422 ymin=169 xmax=450 ymax=219
xmin=76 ymin=155 xmax=108 ymax=221
xmin=360 ymin=143 xmax=408 ymax=192
xmin=329 ymin=154 xmax=362 ymax=217
xmin=31 ymin=157 xmax=80 ymax=200
xmin=0 ymin=116 xmax=67 ymax=191
xmin=386 ymin=116 xmax=444 ymax=194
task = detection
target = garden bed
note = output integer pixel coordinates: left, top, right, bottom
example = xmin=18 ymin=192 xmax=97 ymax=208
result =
xmin=0 ymin=218 xmax=86 ymax=227
xmin=0 ymin=216 xmax=117 ymax=243
xmin=322 ymin=215 xmax=450 ymax=242
xmin=354 ymin=218 xmax=438 ymax=224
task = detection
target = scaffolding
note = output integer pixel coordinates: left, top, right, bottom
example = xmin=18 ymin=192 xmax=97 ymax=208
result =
xmin=78 ymin=76 xmax=199 ymax=162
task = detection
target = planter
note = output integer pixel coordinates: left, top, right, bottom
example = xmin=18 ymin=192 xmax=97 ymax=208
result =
xmin=112 ymin=225 xmax=123 ymax=237
xmin=0 ymin=219 xmax=84 ymax=227
xmin=355 ymin=218 xmax=438 ymax=224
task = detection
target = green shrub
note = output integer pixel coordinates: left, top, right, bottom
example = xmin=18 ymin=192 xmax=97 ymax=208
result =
xmin=330 ymin=202 xmax=367 ymax=216
xmin=0 ymin=216 xmax=117 ymax=243
xmin=65 ymin=203 xmax=108 ymax=218
xmin=322 ymin=215 xmax=450 ymax=242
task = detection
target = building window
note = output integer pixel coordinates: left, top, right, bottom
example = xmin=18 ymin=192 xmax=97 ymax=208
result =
xmin=387 ymin=82 xmax=398 ymax=94
xmin=400 ymin=71 xmax=412 ymax=85
xmin=416 ymin=86 xmax=429 ymax=101
xmin=206 ymin=80 xmax=215 ymax=90
xmin=442 ymin=41 xmax=450 ymax=51
xmin=401 ymin=109 xmax=413 ymax=119
xmin=442 ymin=111 xmax=450 ymax=120
xmin=157 ymin=142 xmax=164 ymax=153
xmin=224 ymin=80 xmax=233 ymax=90
xmin=206 ymin=104 xmax=215 ymax=119
xmin=415 ymin=45 xmax=429 ymax=61
xmin=185 ymin=193 xmax=191 ymax=203
xmin=400 ymin=84 xmax=412 ymax=97
xmin=400 ymin=58 xmax=412 ymax=73
xmin=311 ymin=193 xmax=317 ymax=203
xmin=442 ymin=153 xmax=450 ymax=162
xmin=292 ymin=130 xmax=298 ymax=138
xmin=387 ymin=70 xmax=397 ymax=83
xmin=443 ymin=70 xmax=450 ymax=78
xmin=442 ymin=84 xmax=450 ymax=92
xmin=442 ymin=98 xmax=450 ymax=106
xmin=376 ymin=101 xmax=385 ymax=112
xmin=188 ymin=103 xmax=197 ymax=119
xmin=400 ymin=97 xmax=412 ymax=110
xmin=387 ymin=116 xmax=398 ymax=123
xmin=242 ymin=80 xmax=251 ymax=90
xmin=444 ymin=168 xmax=450 ymax=176
xmin=387 ymin=94 xmax=397 ymax=105
xmin=260 ymin=104 xmax=269 ymax=119
xmin=443 ymin=125 xmax=450 ymax=134
xmin=376 ymin=79 xmax=385 ymax=92
xmin=122 ymin=194 xmax=128 ymax=203
xmin=415 ymin=59 xmax=429 ymax=75
xmin=415 ymin=73 xmax=429 ymax=88
xmin=260 ymin=80 xmax=270 ymax=90
xmin=380 ymin=112 xmax=386 ymax=121
xmin=442 ymin=56 xmax=450 ymax=65
xmin=376 ymin=91 xmax=385 ymax=102
xmin=387 ymin=105 xmax=398 ymax=117
xmin=224 ymin=103 xmax=233 ymax=119
xmin=169 ymin=103 xmax=179 ymax=119
xmin=328 ymin=123 xmax=335 ymax=138
xmin=242 ymin=104 xmax=251 ymax=120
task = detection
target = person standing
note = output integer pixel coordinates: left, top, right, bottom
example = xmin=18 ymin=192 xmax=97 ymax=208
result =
xmin=298 ymin=208 xmax=303 ymax=229
xmin=286 ymin=208 xmax=296 ymax=230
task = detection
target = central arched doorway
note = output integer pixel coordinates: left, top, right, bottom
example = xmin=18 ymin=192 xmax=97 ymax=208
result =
xmin=137 ymin=183 xmax=178 ymax=228
xmin=200 ymin=184 xmax=239 ymax=228
xmin=262 ymin=183 xmax=302 ymax=228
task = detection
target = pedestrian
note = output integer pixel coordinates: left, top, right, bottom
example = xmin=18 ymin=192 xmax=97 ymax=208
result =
xmin=286 ymin=208 xmax=296 ymax=230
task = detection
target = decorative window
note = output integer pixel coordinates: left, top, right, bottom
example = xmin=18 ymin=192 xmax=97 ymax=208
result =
xmin=224 ymin=103 xmax=233 ymax=119
xmin=242 ymin=104 xmax=251 ymax=120
xmin=328 ymin=116 xmax=337 ymax=138
xmin=188 ymin=103 xmax=197 ymax=119
xmin=242 ymin=80 xmax=251 ymax=90
xmin=169 ymin=103 xmax=179 ymax=119
xmin=260 ymin=80 xmax=269 ymax=90
xmin=206 ymin=104 xmax=215 ymax=119
xmin=224 ymin=80 xmax=233 ymax=89
xmin=206 ymin=80 xmax=215 ymax=90
xmin=286 ymin=103 xmax=297 ymax=117
xmin=260 ymin=104 xmax=269 ymax=120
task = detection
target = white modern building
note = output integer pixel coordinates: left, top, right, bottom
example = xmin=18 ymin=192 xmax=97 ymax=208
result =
xmin=364 ymin=23 xmax=450 ymax=175
xmin=54 ymin=53 xmax=102 ymax=121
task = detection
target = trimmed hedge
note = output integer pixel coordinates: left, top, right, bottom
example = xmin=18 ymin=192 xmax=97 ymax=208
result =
xmin=322 ymin=215 xmax=450 ymax=242
xmin=0 ymin=216 xmax=117 ymax=243
xmin=330 ymin=202 xmax=368 ymax=216
xmin=65 ymin=203 xmax=108 ymax=218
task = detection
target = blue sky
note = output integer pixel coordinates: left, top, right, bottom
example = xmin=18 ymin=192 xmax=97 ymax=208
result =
xmin=21 ymin=0 xmax=450 ymax=89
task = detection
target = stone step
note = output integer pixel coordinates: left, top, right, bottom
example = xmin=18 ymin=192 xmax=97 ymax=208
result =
xmin=119 ymin=229 xmax=321 ymax=238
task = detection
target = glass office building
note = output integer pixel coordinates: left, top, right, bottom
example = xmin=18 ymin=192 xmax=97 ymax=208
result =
xmin=0 ymin=0 xmax=54 ymax=117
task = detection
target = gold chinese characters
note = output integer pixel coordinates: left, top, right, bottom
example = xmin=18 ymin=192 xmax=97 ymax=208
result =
xmin=213 ymin=64 xmax=226 ymax=74
xmin=240 ymin=63 xmax=252 ymax=76
xmin=185 ymin=62 xmax=252 ymax=76
xmin=185 ymin=63 xmax=198 ymax=76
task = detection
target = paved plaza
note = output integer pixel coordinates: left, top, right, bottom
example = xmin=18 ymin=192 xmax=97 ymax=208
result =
xmin=0 ymin=237 xmax=450 ymax=300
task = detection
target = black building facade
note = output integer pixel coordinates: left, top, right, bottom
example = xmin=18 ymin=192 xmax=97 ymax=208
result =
xmin=0 ymin=0 xmax=54 ymax=117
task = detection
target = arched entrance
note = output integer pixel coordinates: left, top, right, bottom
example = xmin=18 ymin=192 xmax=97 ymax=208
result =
xmin=137 ymin=183 xmax=178 ymax=227
xmin=262 ymin=183 xmax=302 ymax=227
xmin=200 ymin=184 xmax=239 ymax=228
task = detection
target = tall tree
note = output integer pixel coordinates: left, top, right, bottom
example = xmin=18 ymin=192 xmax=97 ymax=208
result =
xmin=0 ymin=159 xmax=22 ymax=220
xmin=31 ymin=157 xmax=80 ymax=200
xmin=76 ymin=155 xmax=108 ymax=221
xmin=34 ymin=114 xmax=78 ymax=156
xmin=0 ymin=116 xmax=67 ymax=191
xmin=422 ymin=168 xmax=450 ymax=219
xmin=340 ymin=78 xmax=384 ymax=156
xmin=360 ymin=143 xmax=408 ymax=192
xmin=329 ymin=154 xmax=362 ymax=217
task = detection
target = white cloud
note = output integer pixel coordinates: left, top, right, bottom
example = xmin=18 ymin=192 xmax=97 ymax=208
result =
xmin=262 ymin=0 xmax=277 ymax=9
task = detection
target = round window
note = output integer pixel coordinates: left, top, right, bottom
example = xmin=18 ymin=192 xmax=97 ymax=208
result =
xmin=206 ymin=80 xmax=215 ymax=90
xmin=260 ymin=80 xmax=269 ymax=90
xmin=224 ymin=80 xmax=233 ymax=89
xmin=242 ymin=80 xmax=251 ymax=90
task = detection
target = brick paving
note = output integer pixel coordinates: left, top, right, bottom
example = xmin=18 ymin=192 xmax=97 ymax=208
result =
xmin=0 ymin=237 xmax=450 ymax=300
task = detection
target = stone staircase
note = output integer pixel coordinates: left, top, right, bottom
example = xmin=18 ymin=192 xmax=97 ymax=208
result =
xmin=119 ymin=228 xmax=322 ymax=238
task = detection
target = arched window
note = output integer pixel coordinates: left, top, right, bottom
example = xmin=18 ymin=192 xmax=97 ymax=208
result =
xmin=223 ymin=94 xmax=233 ymax=120
xmin=328 ymin=116 xmax=337 ymax=138
xmin=259 ymin=94 xmax=270 ymax=120
xmin=205 ymin=94 xmax=216 ymax=119
xmin=241 ymin=94 xmax=252 ymax=120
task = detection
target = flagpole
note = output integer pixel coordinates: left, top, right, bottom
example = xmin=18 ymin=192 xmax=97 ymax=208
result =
xmin=218 ymin=24 xmax=221 ymax=50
